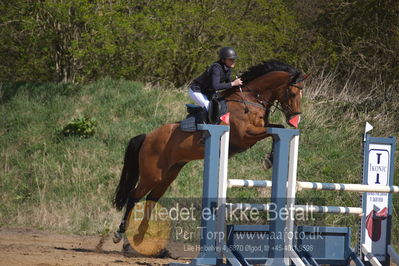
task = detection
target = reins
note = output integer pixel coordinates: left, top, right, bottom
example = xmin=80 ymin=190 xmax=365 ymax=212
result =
xmin=224 ymin=80 xmax=303 ymax=115
xmin=225 ymin=85 xmax=275 ymax=113
xmin=226 ymin=98 xmax=268 ymax=112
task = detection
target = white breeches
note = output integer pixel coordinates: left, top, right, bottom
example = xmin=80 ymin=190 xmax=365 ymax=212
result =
xmin=188 ymin=88 xmax=209 ymax=110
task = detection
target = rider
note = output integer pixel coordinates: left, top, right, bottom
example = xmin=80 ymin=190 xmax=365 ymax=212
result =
xmin=189 ymin=46 xmax=243 ymax=111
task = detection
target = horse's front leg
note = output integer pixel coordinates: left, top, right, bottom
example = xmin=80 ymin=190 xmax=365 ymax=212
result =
xmin=244 ymin=125 xmax=275 ymax=169
xmin=262 ymin=124 xmax=286 ymax=169
xmin=263 ymin=148 xmax=274 ymax=169
xmin=246 ymin=124 xmax=283 ymax=170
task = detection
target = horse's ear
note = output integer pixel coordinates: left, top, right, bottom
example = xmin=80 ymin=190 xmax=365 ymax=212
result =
xmin=291 ymin=72 xmax=301 ymax=83
xmin=294 ymin=73 xmax=310 ymax=83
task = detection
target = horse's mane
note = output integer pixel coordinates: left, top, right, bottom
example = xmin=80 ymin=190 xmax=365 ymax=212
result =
xmin=240 ymin=59 xmax=301 ymax=83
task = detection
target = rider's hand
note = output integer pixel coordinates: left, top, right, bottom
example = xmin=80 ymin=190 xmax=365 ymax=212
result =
xmin=231 ymin=78 xmax=243 ymax=87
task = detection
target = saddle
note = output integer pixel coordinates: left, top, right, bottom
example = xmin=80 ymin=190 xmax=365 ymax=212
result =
xmin=365 ymin=207 xmax=388 ymax=241
xmin=180 ymin=98 xmax=229 ymax=132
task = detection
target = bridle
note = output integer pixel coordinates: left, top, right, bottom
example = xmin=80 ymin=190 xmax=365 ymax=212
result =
xmin=226 ymin=78 xmax=304 ymax=116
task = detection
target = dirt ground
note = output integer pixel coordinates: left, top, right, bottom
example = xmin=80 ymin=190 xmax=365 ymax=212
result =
xmin=3 ymin=227 xmax=395 ymax=266
xmin=0 ymin=227 xmax=194 ymax=266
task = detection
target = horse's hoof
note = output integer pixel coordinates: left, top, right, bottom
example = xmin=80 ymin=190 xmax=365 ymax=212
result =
xmin=263 ymin=157 xmax=273 ymax=170
xmin=123 ymin=242 xmax=135 ymax=253
xmin=113 ymin=231 xmax=123 ymax=244
xmin=133 ymin=233 xmax=144 ymax=245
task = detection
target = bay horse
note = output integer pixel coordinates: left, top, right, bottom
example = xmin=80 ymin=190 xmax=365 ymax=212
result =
xmin=112 ymin=60 xmax=306 ymax=246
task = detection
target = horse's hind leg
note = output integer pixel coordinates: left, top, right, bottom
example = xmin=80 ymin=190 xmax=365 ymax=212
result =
xmin=114 ymin=161 xmax=182 ymax=245
xmin=113 ymin=182 xmax=152 ymax=244
xmin=133 ymin=163 xmax=186 ymax=245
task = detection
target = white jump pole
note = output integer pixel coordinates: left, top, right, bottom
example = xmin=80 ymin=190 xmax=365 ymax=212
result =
xmin=294 ymin=205 xmax=363 ymax=215
xmin=361 ymin=244 xmax=383 ymax=266
xmin=225 ymin=203 xmax=363 ymax=215
xmin=297 ymin=181 xmax=399 ymax=193
xmin=228 ymin=179 xmax=399 ymax=193
xmin=228 ymin=179 xmax=273 ymax=188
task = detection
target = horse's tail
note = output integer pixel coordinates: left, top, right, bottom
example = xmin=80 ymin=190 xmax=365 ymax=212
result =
xmin=113 ymin=134 xmax=146 ymax=211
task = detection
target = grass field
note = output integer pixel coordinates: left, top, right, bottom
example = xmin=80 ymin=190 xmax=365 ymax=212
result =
xmin=1 ymin=76 xmax=398 ymax=249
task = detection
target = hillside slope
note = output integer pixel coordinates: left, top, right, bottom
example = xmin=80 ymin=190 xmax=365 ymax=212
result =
xmin=0 ymin=78 xmax=398 ymax=248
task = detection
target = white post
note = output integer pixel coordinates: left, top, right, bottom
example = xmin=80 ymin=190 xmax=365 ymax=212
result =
xmin=285 ymin=135 xmax=300 ymax=265
xmin=215 ymin=130 xmax=232 ymax=263
xmin=216 ymin=131 xmax=242 ymax=266
xmin=217 ymin=129 xmax=229 ymax=201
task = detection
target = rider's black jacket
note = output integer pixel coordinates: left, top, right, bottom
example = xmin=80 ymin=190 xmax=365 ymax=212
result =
xmin=190 ymin=61 xmax=232 ymax=99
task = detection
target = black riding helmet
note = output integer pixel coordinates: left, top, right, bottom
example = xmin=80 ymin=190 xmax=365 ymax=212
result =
xmin=219 ymin=46 xmax=238 ymax=59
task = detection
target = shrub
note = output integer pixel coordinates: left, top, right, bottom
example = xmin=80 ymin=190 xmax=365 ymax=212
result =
xmin=62 ymin=116 xmax=96 ymax=138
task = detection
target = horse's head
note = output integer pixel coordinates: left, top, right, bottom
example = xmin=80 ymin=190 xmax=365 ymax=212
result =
xmin=276 ymin=72 xmax=307 ymax=128
xmin=239 ymin=60 xmax=307 ymax=128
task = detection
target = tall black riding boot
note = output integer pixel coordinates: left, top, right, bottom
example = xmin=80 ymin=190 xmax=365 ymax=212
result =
xmin=198 ymin=107 xmax=209 ymax=124
xmin=197 ymin=108 xmax=209 ymax=145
